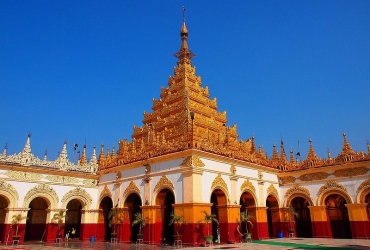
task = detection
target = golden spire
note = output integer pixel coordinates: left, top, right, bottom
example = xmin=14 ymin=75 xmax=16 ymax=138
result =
xmin=289 ymin=148 xmax=295 ymax=163
xmin=98 ymin=142 xmax=105 ymax=169
xmin=79 ymin=144 xmax=87 ymax=166
xmin=280 ymin=139 xmax=287 ymax=163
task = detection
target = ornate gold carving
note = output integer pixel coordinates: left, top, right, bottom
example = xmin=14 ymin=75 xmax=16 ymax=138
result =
xmin=180 ymin=156 xmax=205 ymax=168
xmin=122 ymin=181 xmax=141 ymax=201
xmin=61 ymin=186 xmax=93 ymax=209
xmin=99 ymin=185 xmax=112 ymax=201
xmin=280 ymin=176 xmax=296 ymax=184
xmin=240 ymin=179 xmax=256 ymax=193
xmin=6 ymin=170 xmax=42 ymax=181
xmin=317 ymin=180 xmax=347 ymax=196
xmin=230 ymin=165 xmax=236 ymax=174
xmin=333 ymin=167 xmax=368 ymax=178
xmin=0 ymin=179 xmax=19 ymax=208
xmin=357 ymin=178 xmax=370 ymax=203
xmin=299 ymin=172 xmax=329 ymax=182
xmin=285 ymin=184 xmax=310 ymax=197
xmin=45 ymin=175 xmax=79 ymax=184
xmin=211 ymin=174 xmax=228 ymax=193
xmin=83 ymin=179 xmax=98 ymax=187
xmin=267 ymin=183 xmax=279 ymax=201
xmin=154 ymin=175 xmax=174 ymax=193
xmin=23 ymin=183 xmax=59 ymax=209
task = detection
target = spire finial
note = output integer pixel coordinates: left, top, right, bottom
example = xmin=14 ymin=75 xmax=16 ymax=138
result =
xmin=182 ymin=6 xmax=186 ymax=23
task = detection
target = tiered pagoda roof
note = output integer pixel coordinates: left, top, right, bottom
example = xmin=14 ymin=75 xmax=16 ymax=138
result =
xmin=97 ymin=20 xmax=370 ymax=171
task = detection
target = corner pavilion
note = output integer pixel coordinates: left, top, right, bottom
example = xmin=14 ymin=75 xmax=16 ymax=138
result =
xmin=0 ymin=19 xmax=370 ymax=245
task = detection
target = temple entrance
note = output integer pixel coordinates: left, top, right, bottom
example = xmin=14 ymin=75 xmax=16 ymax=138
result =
xmin=266 ymin=195 xmax=279 ymax=238
xmin=65 ymin=199 xmax=82 ymax=239
xmin=366 ymin=193 xmax=370 ymax=219
xmin=124 ymin=193 xmax=142 ymax=242
xmin=239 ymin=191 xmax=256 ymax=235
xmin=98 ymin=197 xmax=113 ymax=241
xmin=0 ymin=196 xmax=8 ymax=241
xmin=325 ymin=194 xmax=352 ymax=238
xmin=155 ymin=189 xmax=175 ymax=243
xmin=210 ymin=189 xmax=226 ymax=243
xmin=25 ymin=197 xmax=48 ymax=241
xmin=290 ymin=197 xmax=312 ymax=237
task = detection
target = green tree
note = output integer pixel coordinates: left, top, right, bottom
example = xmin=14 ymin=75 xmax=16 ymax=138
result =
xmin=132 ymin=212 xmax=149 ymax=235
xmin=52 ymin=210 xmax=67 ymax=236
xmin=286 ymin=205 xmax=299 ymax=232
xmin=197 ymin=210 xmax=218 ymax=236
xmin=108 ymin=205 xmax=123 ymax=235
xmin=169 ymin=213 xmax=186 ymax=236
xmin=11 ymin=214 xmax=27 ymax=236
xmin=240 ymin=209 xmax=254 ymax=234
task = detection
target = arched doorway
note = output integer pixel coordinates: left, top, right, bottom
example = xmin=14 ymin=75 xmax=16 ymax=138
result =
xmin=25 ymin=197 xmax=48 ymax=241
xmin=290 ymin=197 xmax=312 ymax=237
xmin=239 ymin=191 xmax=256 ymax=236
xmin=366 ymin=193 xmax=370 ymax=219
xmin=0 ymin=196 xmax=8 ymax=241
xmin=155 ymin=189 xmax=175 ymax=243
xmin=98 ymin=197 xmax=113 ymax=241
xmin=325 ymin=194 xmax=352 ymax=238
xmin=124 ymin=193 xmax=142 ymax=242
xmin=65 ymin=199 xmax=82 ymax=239
xmin=210 ymin=189 xmax=227 ymax=242
xmin=266 ymin=195 xmax=279 ymax=238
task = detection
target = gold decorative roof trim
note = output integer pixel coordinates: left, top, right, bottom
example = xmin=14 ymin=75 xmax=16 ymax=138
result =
xmin=0 ymin=179 xmax=19 ymax=208
xmin=61 ymin=186 xmax=93 ymax=209
xmin=180 ymin=155 xmax=205 ymax=168
xmin=99 ymin=185 xmax=112 ymax=202
xmin=122 ymin=181 xmax=141 ymax=202
xmin=154 ymin=175 xmax=174 ymax=193
xmin=280 ymin=176 xmax=296 ymax=184
xmin=285 ymin=184 xmax=310 ymax=198
xmin=6 ymin=170 xmax=42 ymax=181
xmin=299 ymin=172 xmax=330 ymax=182
xmin=267 ymin=183 xmax=279 ymax=201
xmin=332 ymin=167 xmax=368 ymax=178
xmin=211 ymin=174 xmax=228 ymax=193
xmin=240 ymin=179 xmax=256 ymax=193
xmin=317 ymin=180 xmax=347 ymax=196
xmin=23 ymin=183 xmax=59 ymax=209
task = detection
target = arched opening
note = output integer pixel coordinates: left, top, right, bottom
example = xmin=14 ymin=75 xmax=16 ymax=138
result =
xmin=325 ymin=194 xmax=352 ymax=238
xmin=65 ymin=199 xmax=82 ymax=239
xmin=290 ymin=197 xmax=312 ymax=237
xmin=124 ymin=193 xmax=142 ymax=242
xmin=239 ymin=191 xmax=256 ymax=236
xmin=365 ymin=193 xmax=370 ymax=219
xmin=98 ymin=197 xmax=113 ymax=241
xmin=0 ymin=196 xmax=8 ymax=241
xmin=210 ymin=189 xmax=226 ymax=243
xmin=25 ymin=197 xmax=48 ymax=241
xmin=266 ymin=195 xmax=279 ymax=238
xmin=155 ymin=189 xmax=175 ymax=243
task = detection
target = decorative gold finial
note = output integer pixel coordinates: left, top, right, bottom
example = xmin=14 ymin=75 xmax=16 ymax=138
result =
xmin=182 ymin=6 xmax=186 ymax=23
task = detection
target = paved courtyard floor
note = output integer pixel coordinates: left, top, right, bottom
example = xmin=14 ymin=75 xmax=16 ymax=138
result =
xmin=1 ymin=238 xmax=370 ymax=250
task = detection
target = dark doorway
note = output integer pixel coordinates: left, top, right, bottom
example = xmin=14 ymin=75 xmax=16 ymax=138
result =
xmin=210 ymin=189 xmax=226 ymax=242
xmin=291 ymin=197 xmax=313 ymax=237
xmin=0 ymin=196 xmax=8 ymax=241
xmin=125 ymin=193 xmax=142 ymax=242
xmin=239 ymin=191 xmax=256 ymax=235
xmin=326 ymin=194 xmax=352 ymax=239
xmin=98 ymin=197 xmax=113 ymax=241
xmin=266 ymin=195 xmax=279 ymax=238
xmin=65 ymin=199 xmax=82 ymax=239
xmin=25 ymin=197 xmax=48 ymax=241
xmin=156 ymin=189 xmax=175 ymax=243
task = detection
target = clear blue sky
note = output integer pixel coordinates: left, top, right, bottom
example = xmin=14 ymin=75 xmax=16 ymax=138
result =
xmin=1 ymin=1 xmax=369 ymax=163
